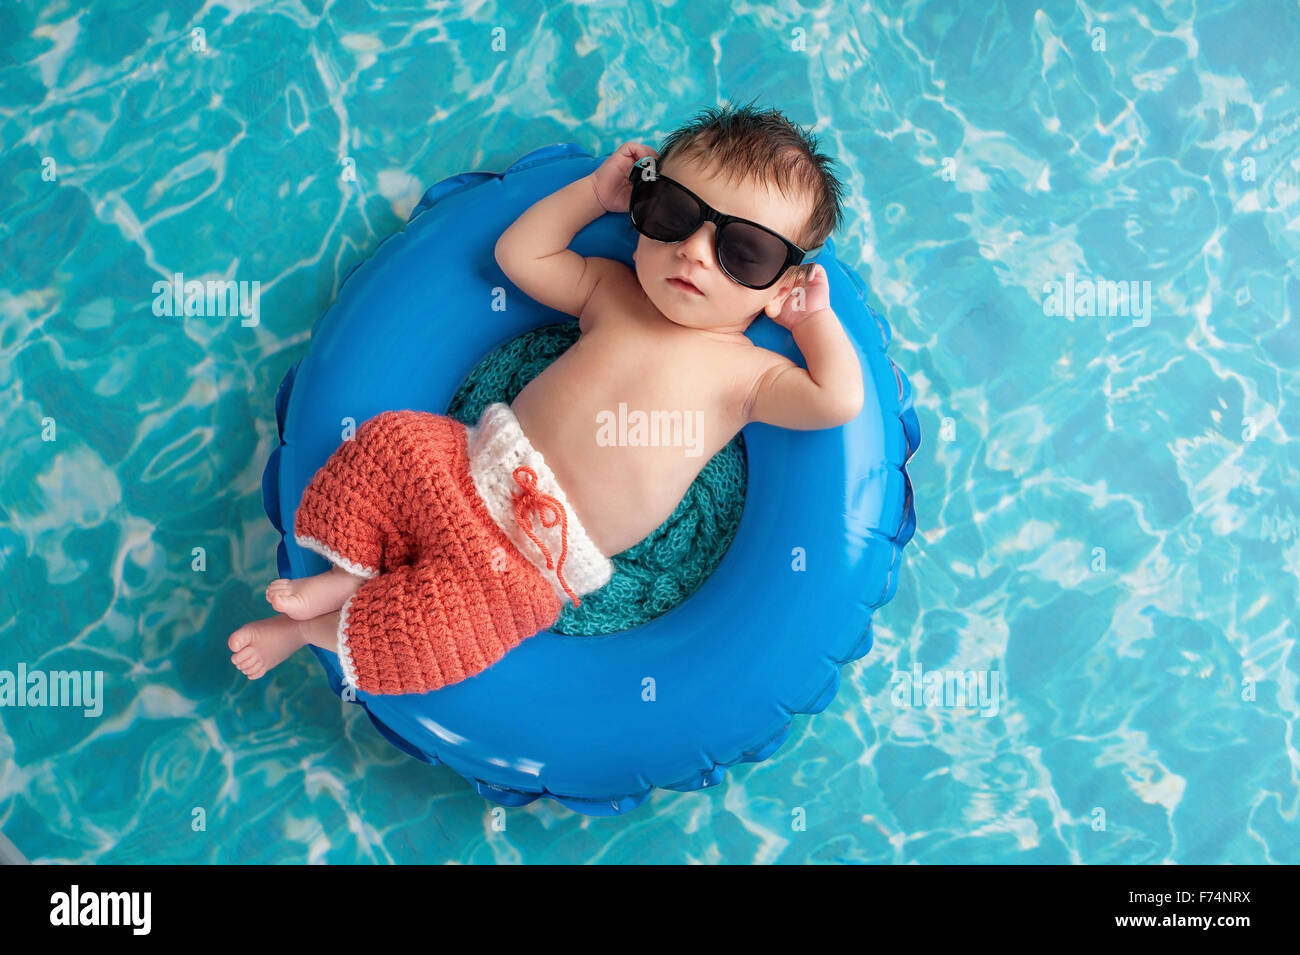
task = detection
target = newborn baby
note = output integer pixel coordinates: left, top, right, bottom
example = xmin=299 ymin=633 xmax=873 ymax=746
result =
xmin=229 ymin=104 xmax=864 ymax=695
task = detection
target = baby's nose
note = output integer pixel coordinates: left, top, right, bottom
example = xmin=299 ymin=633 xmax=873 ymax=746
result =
xmin=680 ymin=223 xmax=715 ymax=261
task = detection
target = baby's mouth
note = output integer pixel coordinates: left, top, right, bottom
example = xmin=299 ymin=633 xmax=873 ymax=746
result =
xmin=667 ymin=276 xmax=704 ymax=295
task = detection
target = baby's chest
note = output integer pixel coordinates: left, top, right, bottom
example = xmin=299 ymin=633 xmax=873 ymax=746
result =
xmin=579 ymin=328 xmax=759 ymax=420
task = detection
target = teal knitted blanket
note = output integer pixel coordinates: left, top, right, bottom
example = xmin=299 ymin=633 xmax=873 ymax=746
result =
xmin=446 ymin=322 xmax=746 ymax=635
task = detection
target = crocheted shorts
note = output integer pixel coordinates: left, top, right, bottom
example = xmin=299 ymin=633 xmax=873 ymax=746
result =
xmin=293 ymin=402 xmax=614 ymax=696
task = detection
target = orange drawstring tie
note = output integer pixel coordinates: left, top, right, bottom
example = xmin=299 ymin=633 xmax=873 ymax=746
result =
xmin=511 ymin=465 xmax=581 ymax=607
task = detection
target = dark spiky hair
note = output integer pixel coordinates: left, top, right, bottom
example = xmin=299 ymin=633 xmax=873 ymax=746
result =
xmin=655 ymin=97 xmax=845 ymax=287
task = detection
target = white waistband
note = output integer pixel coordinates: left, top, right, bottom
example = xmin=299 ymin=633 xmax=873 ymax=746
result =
xmin=464 ymin=402 xmax=613 ymax=603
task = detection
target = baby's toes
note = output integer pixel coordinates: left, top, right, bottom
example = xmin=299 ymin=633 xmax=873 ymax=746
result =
xmin=266 ymin=579 xmax=293 ymax=602
xmin=232 ymin=646 xmax=259 ymax=669
xmin=267 ymin=587 xmax=307 ymax=616
xmin=229 ymin=624 xmax=255 ymax=653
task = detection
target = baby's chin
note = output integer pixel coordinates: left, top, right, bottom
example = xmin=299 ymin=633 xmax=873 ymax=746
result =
xmin=658 ymin=309 xmax=699 ymax=328
xmin=639 ymin=285 xmax=692 ymax=327
xmin=640 ymin=280 xmax=752 ymax=332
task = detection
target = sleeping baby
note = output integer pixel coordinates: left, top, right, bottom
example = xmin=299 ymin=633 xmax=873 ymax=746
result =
xmin=228 ymin=102 xmax=864 ymax=695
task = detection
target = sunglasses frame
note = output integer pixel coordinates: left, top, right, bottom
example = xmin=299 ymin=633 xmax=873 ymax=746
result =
xmin=625 ymin=158 xmax=822 ymax=290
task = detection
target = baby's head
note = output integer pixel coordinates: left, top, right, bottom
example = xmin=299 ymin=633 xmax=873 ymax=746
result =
xmin=632 ymin=100 xmax=845 ymax=335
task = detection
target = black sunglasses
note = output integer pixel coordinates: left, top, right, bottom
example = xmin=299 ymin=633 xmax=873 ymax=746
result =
xmin=626 ymin=158 xmax=822 ymax=290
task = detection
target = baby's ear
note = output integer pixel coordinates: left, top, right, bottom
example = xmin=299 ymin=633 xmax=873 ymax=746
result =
xmin=759 ymin=270 xmax=800 ymax=319
xmin=763 ymin=280 xmax=797 ymax=318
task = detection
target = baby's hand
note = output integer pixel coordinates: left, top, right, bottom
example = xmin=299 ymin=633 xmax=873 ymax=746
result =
xmin=772 ymin=264 xmax=832 ymax=330
xmin=590 ymin=141 xmax=659 ymax=214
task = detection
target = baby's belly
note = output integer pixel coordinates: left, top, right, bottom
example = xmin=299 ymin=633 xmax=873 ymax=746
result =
xmin=512 ymin=403 xmax=723 ymax=557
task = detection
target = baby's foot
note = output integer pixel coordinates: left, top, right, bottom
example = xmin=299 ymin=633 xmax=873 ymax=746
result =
xmin=266 ymin=567 xmax=362 ymax=620
xmin=265 ymin=579 xmax=313 ymax=619
xmin=229 ymin=614 xmax=309 ymax=681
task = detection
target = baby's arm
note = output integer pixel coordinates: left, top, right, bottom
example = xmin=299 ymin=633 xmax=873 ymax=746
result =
xmin=494 ymin=173 xmax=609 ymax=323
xmin=494 ymin=142 xmax=657 ymax=330
xmin=747 ymin=267 xmax=865 ymax=430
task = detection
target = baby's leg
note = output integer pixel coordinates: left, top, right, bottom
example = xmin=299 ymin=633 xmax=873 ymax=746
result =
xmin=229 ymin=610 xmax=342 ymax=681
xmin=266 ymin=565 xmax=365 ymax=620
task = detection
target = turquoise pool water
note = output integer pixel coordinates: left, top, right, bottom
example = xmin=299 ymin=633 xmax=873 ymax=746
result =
xmin=2 ymin=0 xmax=1297 ymax=863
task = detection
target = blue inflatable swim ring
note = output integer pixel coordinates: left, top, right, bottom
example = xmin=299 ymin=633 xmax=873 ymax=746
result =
xmin=261 ymin=142 xmax=920 ymax=816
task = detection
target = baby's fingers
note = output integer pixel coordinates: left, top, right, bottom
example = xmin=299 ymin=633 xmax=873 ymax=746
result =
xmin=621 ymin=141 xmax=658 ymax=160
xmin=799 ymin=263 xmax=827 ymax=289
xmin=616 ymin=142 xmax=659 ymax=175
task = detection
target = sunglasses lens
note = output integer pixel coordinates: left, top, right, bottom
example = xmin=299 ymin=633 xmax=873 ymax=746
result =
xmin=629 ymin=177 xmax=793 ymax=288
xmin=630 ymin=178 xmax=698 ymax=241
xmin=719 ymin=222 xmax=789 ymax=287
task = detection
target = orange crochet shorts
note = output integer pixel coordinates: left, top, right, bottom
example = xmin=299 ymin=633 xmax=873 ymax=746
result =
xmin=293 ymin=402 xmax=614 ymax=696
